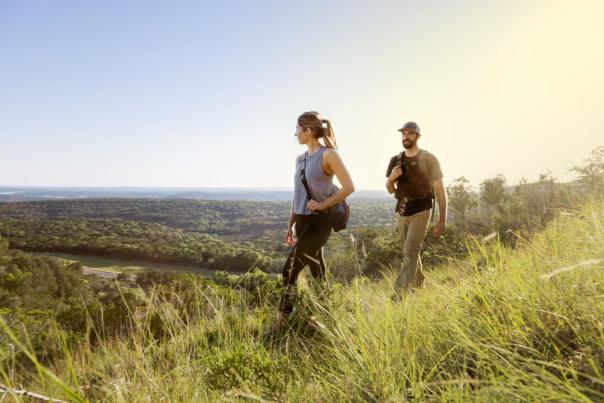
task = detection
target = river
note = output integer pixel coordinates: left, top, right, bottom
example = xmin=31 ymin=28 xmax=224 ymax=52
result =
xmin=33 ymin=252 xmax=216 ymax=277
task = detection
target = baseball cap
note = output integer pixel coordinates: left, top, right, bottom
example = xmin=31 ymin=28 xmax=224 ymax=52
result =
xmin=397 ymin=121 xmax=421 ymax=134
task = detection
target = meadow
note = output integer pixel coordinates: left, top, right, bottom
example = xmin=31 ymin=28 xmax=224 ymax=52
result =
xmin=1 ymin=150 xmax=602 ymax=401
xmin=1 ymin=199 xmax=603 ymax=401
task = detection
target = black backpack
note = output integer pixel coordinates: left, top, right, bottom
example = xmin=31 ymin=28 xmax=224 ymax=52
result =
xmin=397 ymin=149 xmax=436 ymax=221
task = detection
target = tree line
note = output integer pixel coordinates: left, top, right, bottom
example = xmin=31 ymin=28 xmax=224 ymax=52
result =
xmin=0 ymin=219 xmax=272 ymax=273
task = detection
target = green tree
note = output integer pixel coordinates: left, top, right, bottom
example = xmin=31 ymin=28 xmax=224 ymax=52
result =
xmin=447 ymin=176 xmax=478 ymax=224
xmin=571 ymin=146 xmax=604 ymax=196
xmin=480 ymin=175 xmax=508 ymax=229
xmin=480 ymin=175 xmax=507 ymax=213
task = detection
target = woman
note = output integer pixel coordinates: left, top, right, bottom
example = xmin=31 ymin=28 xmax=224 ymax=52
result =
xmin=273 ymin=111 xmax=355 ymax=333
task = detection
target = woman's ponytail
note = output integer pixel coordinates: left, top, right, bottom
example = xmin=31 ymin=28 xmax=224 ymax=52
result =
xmin=297 ymin=111 xmax=338 ymax=149
xmin=321 ymin=119 xmax=337 ymax=149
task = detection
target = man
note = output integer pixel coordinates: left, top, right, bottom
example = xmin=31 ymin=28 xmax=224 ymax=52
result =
xmin=385 ymin=121 xmax=447 ymax=294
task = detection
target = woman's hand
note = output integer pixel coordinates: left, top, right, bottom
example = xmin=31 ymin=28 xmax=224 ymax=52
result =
xmin=286 ymin=226 xmax=296 ymax=246
xmin=306 ymin=199 xmax=326 ymax=212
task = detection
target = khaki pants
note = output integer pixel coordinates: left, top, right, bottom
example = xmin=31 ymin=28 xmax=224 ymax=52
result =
xmin=394 ymin=209 xmax=431 ymax=292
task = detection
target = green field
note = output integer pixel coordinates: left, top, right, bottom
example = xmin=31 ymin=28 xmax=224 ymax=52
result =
xmin=1 ymin=200 xmax=603 ymax=401
xmin=1 ymin=156 xmax=602 ymax=400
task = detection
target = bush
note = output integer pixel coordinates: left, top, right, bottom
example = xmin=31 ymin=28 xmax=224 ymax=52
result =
xmin=203 ymin=345 xmax=290 ymax=399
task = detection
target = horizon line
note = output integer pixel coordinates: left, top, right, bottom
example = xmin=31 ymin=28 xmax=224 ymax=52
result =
xmin=0 ymin=185 xmax=390 ymax=192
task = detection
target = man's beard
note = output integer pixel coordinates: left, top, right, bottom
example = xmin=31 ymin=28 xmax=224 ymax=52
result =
xmin=403 ymin=139 xmax=415 ymax=149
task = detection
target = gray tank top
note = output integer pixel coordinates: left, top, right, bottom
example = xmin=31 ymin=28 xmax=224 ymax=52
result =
xmin=293 ymin=147 xmax=334 ymax=215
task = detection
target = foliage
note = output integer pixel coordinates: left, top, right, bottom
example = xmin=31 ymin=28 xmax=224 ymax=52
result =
xmin=202 ymin=344 xmax=290 ymax=398
xmin=447 ymin=176 xmax=478 ymax=223
xmin=0 ymin=219 xmax=271 ymax=273
xmin=0 ymin=198 xmax=394 ymax=247
xmin=571 ymin=145 xmax=604 ymax=195
xmin=1 ymin=200 xmax=604 ymax=401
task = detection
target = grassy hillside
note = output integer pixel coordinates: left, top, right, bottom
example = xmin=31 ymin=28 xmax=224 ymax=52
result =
xmin=1 ymin=200 xmax=603 ymax=401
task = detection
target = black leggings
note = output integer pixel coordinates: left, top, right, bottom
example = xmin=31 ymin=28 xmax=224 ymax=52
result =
xmin=280 ymin=214 xmax=331 ymax=313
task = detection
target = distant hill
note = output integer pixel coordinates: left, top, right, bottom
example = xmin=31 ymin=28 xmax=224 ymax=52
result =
xmin=0 ymin=197 xmax=394 ymax=235
xmin=0 ymin=187 xmax=390 ymax=202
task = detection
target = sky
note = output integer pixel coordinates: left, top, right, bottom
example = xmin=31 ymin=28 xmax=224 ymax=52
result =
xmin=1 ymin=0 xmax=603 ymax=190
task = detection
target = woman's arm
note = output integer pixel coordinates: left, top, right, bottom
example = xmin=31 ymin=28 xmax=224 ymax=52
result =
xmin=288 ymin=202 xmax=296 ymax=228
xmin=307 ymin=149 xmax=355 ymax=211
xmin=286 ymin=202 xmax=296 ymax=244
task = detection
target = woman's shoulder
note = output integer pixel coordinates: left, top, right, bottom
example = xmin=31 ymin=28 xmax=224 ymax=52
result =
xmin=322 ymin=147 xmax=343 ymax=164
xmin=322 ymin=147 xmax=339 ymax=158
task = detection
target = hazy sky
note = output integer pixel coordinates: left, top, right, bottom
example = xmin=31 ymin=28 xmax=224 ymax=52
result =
xmin=1 ymin=0 xmax=602 ymax=190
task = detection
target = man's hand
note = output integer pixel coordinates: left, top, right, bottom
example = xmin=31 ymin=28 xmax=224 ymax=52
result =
xmin=389 ymin=166 xmax=403 ymax=182
xmin=433 ymin=220 xmax=446 ymax=238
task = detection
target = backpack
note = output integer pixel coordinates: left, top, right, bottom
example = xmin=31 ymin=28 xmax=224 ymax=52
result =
xmin=397 ymin=149 xmax=436 ymax=221
xmin=397 ymin=149 xmax=430 ymax=183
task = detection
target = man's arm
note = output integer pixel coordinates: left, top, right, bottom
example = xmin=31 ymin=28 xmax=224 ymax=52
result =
xmin=386 ymin=158 xmax=401 ymax=194
xmin=432 ymin=177 xmax=447 ymax=237
xmin=386 ymin=174 xmax=398 ymax=194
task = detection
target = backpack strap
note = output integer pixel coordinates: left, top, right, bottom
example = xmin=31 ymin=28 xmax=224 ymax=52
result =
xmin=397 ymin=150 xmax=429 ymax=182
xmin=301 ymin=153 xmax=313 ymax=202
xmin=418 ymin=149 xmax=434 ymax=192
xmin=418 ymin=149 xmax=436 ymax=223
xmin=418 ymin=149 xmax=428 ymax=179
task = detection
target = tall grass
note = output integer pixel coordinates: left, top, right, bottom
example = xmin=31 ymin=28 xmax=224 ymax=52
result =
xmin=2 ymin=201 xmax=604 ymax=401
